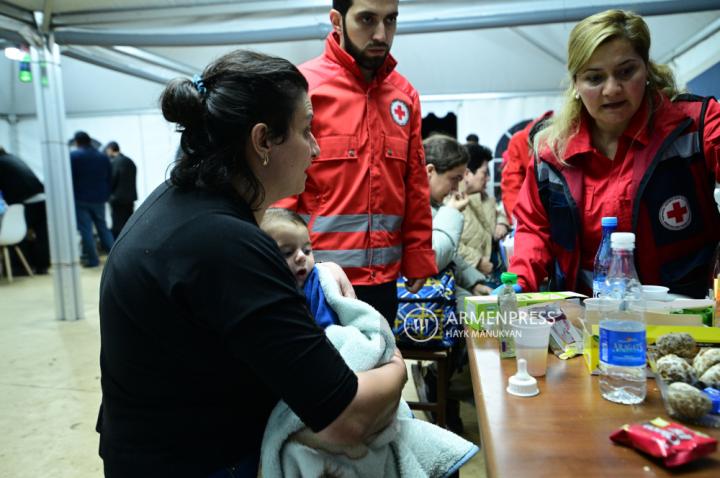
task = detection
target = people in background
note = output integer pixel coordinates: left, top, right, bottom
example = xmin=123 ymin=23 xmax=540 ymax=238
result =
xmin=273 ymin=0 xmax=437 ymax=323
xmin=104 ymin=141 xmax=138 ymax=238
xmin=424 ymin=134 xmax=492 ymax=298
xmin=465 ymin=133 xmax=479 ymax=144
xmin=97 ymin=50 xmax=406 ymax=477
xmin=418 ymin=134 xmax=489 ymax=434
xmin=0 ymin=147 xmax=50 ymax=274
xmin=70 ymin=131 xmax=114 ymax=267
xmin=510 ymin=9 xmax=720 ymax=298
xmin=459 ymin=143 xmax=510 ymax=287
xmin=500 ymin=111 xmax=553 ymax=221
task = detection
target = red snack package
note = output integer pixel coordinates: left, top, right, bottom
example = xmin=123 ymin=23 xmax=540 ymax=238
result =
xmin=610 ymin=418 xmax=717 ymax=467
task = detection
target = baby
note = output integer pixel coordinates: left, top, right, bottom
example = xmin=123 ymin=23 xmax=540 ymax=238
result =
xmin=261 ymin=208 xmax=339 ymax=328
xmin=261 ymin=208 xmax=315 ymax=287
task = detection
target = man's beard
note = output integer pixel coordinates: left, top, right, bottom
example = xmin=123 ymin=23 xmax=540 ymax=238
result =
xmin=342 ymin=19 xmax=389 ymax=72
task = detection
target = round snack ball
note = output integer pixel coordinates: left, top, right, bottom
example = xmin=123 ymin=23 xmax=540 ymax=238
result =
xmin=656 ymin=333 xmax=696 ymax=359
xmin=657 ymin=354 xmax=697 ymax=384
xmin=693 ymin=348 xmax=720 ymax=377
xmin=699 ymin=363 xmax=720 ymax=388
xmin=667 ymin=382 xmax=712 ymax=419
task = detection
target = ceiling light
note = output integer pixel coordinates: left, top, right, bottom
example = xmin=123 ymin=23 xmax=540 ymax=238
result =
xmin=4 ymin=47 xmax=27 ymax=61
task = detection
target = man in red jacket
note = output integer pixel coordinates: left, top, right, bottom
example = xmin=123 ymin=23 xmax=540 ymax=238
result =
xmin=274 ymin=0 xmax=437 ymax=322
xmin=500 ymin=111 xmax=553 ymax=222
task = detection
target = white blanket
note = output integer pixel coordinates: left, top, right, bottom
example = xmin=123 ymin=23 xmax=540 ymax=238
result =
xmin=260 ymin=266 xmax=479 ymax=477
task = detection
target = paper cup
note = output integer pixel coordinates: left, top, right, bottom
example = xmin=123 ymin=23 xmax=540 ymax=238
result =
xmin=510 ymin=316 xmax=553 ymax=377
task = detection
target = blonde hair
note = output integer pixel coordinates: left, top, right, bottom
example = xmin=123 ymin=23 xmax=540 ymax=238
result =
xmin=535 ymin=9 xmax=680 ymax=162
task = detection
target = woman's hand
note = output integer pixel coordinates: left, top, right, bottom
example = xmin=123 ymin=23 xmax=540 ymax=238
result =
xmin=472 ymin=283 xmax=493 ymax=296
xmin=494 ymin=223 xmax=509 ymax=241
xmin=316 ymin=262 xmax=356 ymax=299
xmin=443 ymin=191 xmax=469 ymax=211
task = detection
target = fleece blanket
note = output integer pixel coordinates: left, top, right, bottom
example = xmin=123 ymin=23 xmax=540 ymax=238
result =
xmin=260 ymin=266 xmax=479 ymax=478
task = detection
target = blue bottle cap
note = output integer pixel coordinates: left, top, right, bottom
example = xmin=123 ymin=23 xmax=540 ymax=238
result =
xmin=704 ymin=387 xmax=720 ymax=414
xmin=601 ymin=217 xmax=618 ymax=227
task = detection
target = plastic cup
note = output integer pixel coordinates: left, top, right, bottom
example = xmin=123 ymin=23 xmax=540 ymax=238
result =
xmin=510 ymin=316 xmax=553 ymax=377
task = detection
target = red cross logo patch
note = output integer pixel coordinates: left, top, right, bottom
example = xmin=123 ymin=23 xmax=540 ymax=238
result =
xmin=390 ymin=99 xmax=409 ymax=126
xmin=659 ymin=195 xmax=691 ymax=231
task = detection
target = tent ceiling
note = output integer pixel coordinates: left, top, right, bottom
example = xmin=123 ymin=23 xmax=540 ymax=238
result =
xmin=1 ymin=1 xmax=719 ymax=115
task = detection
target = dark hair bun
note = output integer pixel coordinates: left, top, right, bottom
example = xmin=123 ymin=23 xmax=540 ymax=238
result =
xmin=160 ymin=78 xmax=204 ymax=130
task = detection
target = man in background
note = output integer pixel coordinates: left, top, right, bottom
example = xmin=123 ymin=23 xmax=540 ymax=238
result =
xmin=104 ymin=141 xmax=137 ymax=238
xmin=500 ymin=110 xmax=553 ymax=221
xmin=274 ymin=0 xmax=437 ymax=323
xmin=70 ymin=131 xmax=114 ymax=267
xmin=465 ymin=134 xmax=479 ymax=144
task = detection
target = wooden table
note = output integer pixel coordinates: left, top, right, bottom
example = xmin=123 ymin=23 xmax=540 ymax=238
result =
xmin=466 ymin=333 xmax=720 ymax=477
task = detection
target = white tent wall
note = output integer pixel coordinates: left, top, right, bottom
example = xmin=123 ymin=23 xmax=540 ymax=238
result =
xmin=671 ymin=29 xmax=720 ymax=87
xmin=450 ymin=94 xmax=563 ymax=152
xmin=15 ymin=112 xmax=178 ymax=206
xmin=12 ymin=93 xmax=562 ymax=209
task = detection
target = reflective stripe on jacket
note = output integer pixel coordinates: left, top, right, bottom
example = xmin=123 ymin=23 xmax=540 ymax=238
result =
xmin=273 ymin=33 xmax=437 ymax=285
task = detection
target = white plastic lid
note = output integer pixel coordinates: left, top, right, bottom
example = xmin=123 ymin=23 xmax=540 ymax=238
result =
xmin=610 ymin=232 xmax=635 ymax=250
xmin=506 ymin=359 xmax=539 ymax=397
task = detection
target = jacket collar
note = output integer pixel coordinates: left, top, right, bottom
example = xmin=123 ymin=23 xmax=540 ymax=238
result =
xmin=563 ymin=96 xmax=653 ymax=164
xmin=324 ymin=32 xmax=397 ymax=85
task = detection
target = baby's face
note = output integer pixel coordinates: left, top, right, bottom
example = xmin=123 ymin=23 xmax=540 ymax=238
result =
xmin=270 ymin=222 xmax=315 ymax=287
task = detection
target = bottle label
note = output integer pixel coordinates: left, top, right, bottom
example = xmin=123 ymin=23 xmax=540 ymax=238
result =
xmin=593 ymin=279 xmax=608 ymax=298
xmin=599 ymin=328 xmax=646 ymax=366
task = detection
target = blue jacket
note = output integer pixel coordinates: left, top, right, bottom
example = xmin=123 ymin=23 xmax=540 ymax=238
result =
xmin=303 ymin=266 xmax=339 ymax=329
xmin=71 ymin=146 xmax=112 ymax=203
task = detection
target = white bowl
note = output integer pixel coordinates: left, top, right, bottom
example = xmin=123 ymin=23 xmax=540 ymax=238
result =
xmin=642 ymin=285 xmax=670 ymax=301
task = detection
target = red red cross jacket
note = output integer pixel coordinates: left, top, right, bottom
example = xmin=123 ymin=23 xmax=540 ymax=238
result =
xmin=274 ymin=33 xmax=437 ymax=286
xmin=510 ymin=94 xmax=720 ymax=298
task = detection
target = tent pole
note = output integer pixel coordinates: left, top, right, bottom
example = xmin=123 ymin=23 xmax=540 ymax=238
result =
xmin=51 ymin=0 xmax=720 ymax=46
xmin=30 ymin=36 xmax=84 ymax=321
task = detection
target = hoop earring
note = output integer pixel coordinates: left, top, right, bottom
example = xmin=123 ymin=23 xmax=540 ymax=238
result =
xmin=262 ymin=153 xmax=270 ymax=166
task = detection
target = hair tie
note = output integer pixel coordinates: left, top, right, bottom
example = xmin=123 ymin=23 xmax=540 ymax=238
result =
xmin=192 ymin=74 xmax=207 ymax=94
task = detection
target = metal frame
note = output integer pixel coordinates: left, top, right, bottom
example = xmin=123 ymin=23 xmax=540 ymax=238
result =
xmin=40 ymin=1 xmax=720 ymax=47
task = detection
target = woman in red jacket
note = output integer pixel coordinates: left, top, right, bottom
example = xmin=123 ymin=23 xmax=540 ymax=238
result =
xmin=510 ymin=9 xmax=720 ymax=298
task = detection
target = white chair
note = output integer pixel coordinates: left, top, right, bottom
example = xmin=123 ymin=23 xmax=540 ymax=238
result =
xmin=0 ymin=204 xmax=33 ymax=282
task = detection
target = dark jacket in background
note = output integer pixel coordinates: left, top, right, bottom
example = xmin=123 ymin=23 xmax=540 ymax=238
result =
xmin=70 ymin=146 xmax=112 ymax=203
xmin=0 ymin=152 xmax=44 ymax=204
xmin=109 ymin=154 xmax=138 ymax=205
xmin=0 ymin=151 xmax=50 ymax=273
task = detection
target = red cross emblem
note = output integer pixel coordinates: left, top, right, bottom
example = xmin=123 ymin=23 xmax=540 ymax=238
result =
xmin=659 ymin=195 xmax=691 ymax=231
xmin=390 ymin=99 xmax=409 ymax=126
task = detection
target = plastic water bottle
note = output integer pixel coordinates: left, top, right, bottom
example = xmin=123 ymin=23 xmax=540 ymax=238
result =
xmin=592 ymin=217 xmax=617 ymax=297
xmin=599 ymin=232 xmax=646 ymax=405
xmin=497 ymin=272 xmax=518 ymax=358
